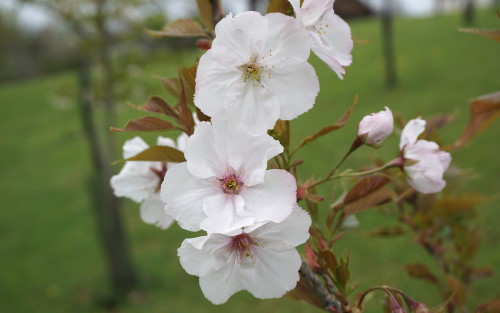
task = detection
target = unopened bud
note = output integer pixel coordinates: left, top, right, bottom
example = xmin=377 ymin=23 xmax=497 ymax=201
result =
xmin=196 ymin=38 xmax=212 ymax=50
xmin=358 ymin=107 xmax=393 ymax=145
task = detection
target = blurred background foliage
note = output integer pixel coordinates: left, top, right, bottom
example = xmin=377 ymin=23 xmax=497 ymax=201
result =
xmin=0 ymin=0 xmax=499 ymax=312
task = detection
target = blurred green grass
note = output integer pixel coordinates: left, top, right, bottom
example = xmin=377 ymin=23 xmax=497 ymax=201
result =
xmin=1 ymin=9 xmax=499 ymax=313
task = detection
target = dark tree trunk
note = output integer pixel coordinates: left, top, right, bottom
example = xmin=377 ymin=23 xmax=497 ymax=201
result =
xmin=76 ymin=58 xmax=137 ymax=296
xmin=381 ymin=1 xmax=397 ymax=89
xmin=463 ymin=0 xmax=475 ymax=26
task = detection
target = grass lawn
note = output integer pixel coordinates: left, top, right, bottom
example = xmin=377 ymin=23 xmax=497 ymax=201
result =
xmin=1 ymin=9 xmax=499 ymax=313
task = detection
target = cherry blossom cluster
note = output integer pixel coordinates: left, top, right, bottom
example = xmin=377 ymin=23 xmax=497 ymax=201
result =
xmin=110 ymin=0 xmax=452 ymax=306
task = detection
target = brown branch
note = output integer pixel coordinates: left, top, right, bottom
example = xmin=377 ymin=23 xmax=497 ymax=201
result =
xmin=300 ymin=262 xmax=344 ymax=313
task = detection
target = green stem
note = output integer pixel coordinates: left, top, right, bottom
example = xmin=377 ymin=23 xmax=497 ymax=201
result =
xmin=308 ymin=137 xmax=363 ymax=189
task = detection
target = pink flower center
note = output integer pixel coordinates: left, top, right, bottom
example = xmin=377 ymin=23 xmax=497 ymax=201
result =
xmin=228 ymin=233 xmax=259 ymax=264
xmin=218 ymin=171 xmax=244 ymax=195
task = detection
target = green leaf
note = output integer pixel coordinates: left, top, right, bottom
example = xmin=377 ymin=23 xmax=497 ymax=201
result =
xmin=123 ymin=146 xmax=186 ymax=163
xmin=294 ymin=95 xmax=357 ymax=151
xmin=196 ymin=0 xmax=215 ymax=32
xmin=110 ymin=117 xmax=180 ymax=132
xmin=269 ymin=120 xmax=290 ymax=151
xmin=335 ymin=255 xmax=351 ymax=294
xmin=267 ymin=0 xmax=291 ymax=13
xmin=146 ymin=19 xmax=206 ymax=38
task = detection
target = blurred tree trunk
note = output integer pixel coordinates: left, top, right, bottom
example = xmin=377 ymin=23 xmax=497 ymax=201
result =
xmin=249 ymin=0 xmax=258 ymax=11
xmin=96 ymin=0 xmax=118 ymax=161
xmin=38 ymin=0 xmax=139 ymax=298
xmin=463 ymin=0 xmax=475 ymax=26
xmin=381 ymin=0 xmax=397 ymax=89
xmin=76 ymin=56 xmax=137 ymax=295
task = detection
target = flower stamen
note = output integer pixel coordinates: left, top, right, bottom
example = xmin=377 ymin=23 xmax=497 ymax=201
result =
xmin=228 ymin=233 xmax=259 ymax=264
xmin=218 ymin=170 xmax=244 ymax=195
xmin=241 ymin=56 xmax=268 ymax=86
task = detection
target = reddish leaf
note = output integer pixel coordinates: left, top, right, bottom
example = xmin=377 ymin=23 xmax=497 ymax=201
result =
xmin=295 ymin=95 xmax=357 ymax=151
xmin=110 ymin=117 xmax=179 ymax=132
xmin=135 ymin=96 xmax=178 ymax=118
xmin=404 ymin=263 xmax=440 ymax=285
xmin=344 ymin=175 xmax=390 ymax=204
xmin=156 ymin=76 xmax=182 ymax=99
xmin=196 ymin=107 xmax=211 ymax=122
xmin=341 ymin=175 xmax=394 ymax=216
xmin=147 ymin=19 xmax=205 ymax=38
xmin=369 ymin=225 xmax=407 ymax=237
xmin=175 ymin=75 xmax=195 ymax=135
xmin=123 ymin=146 xmax=186 ymax=163
xmin=476 ymin=299 xmax=500 ymax=313
xmin=180 ymin=63 xmax=198 ymax=105
xmin=344 ymin=188 xmax=395 ymax=217
xmin=446 ymin=91 xmax=500 ymax=150
xmin=459 ymin=28 xmax=500 ymax=42
xmin=445 ymin=276 xmax=467 ymax=307
xmin=466 ymin=267 xmax=494 ymax=281
xmin=196 ymin=0 xmax=215 ymax=31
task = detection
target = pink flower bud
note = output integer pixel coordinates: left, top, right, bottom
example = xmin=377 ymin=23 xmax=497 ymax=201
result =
xmin=358 ymin=107 xmax=394 ymax=145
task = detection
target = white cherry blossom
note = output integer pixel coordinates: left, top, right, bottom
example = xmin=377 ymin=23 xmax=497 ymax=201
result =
xmin=400 ymin=118 xmax=451 ymax=194
xmin=178 ymin=204 xmax=311 ymax=304
xmin=195 ymin=11 xmax=319 ymax=135
xmin=289 ymin=0 xmax=353 ymax=79
xmin=161 ymin=118 xmax=296 ymax=233
xmin=110 ymin=136 xmax=184 ymax=229
xmin=358 ymin=107 xmax=393 ymax=145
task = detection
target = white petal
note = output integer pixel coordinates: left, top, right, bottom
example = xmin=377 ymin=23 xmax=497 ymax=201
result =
xmin=240 ymin=170 xmax=297 ymax=224
xmin=262 ymin=13 xmax=310 ymax=63
xmin=249 ymin=203 xmax=311 ymax=247
xmin=211 ymin=118 xmax=283 ymax=185
xmin=200 ymin=194 xmax=255 ymax=234
xmin=310 ymin=12 xmax=353 ymax=78
xmin=110 ymin=163 xmax=159 ymax=202
xmin=194 ymin=51 xmax=245 ymax=119
xmin=178 ymin=234 xmax=231 ymax=277
xmin=140 ymin=193 xmax=174 ymax=230
xmin=310 ymin=32 xmax=345 ymax=77
xmin=262 ymin=59 xmax=319 ymax=121
xmin=294 ymin=0 xmax=334 ymax=27
xmin=225 ymin=83 xmax=281 ymax=135
xmin=176 ymin=132 xmax=189 ymax=152
xmin=210 ymin=11 xmax=267 ymax=67
xmin=400 ymin=118 xmax=426 ymax=150
xmin=184 ymin=122 xmax=227 ymax=179
xmin=243 ymin=245 xmax=302 ymax=299
xmin=161 ymin=163 xmax=219 ymax=231
xmin=122 ymin=136 xmax=149 ymax=159
xmin=156 ymin=136 xmax=175 ymax=147
xmin=199 ymin=254 xmax=244 ymax=305
xmin=405 ymin=155 xmax=446 ymax=194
